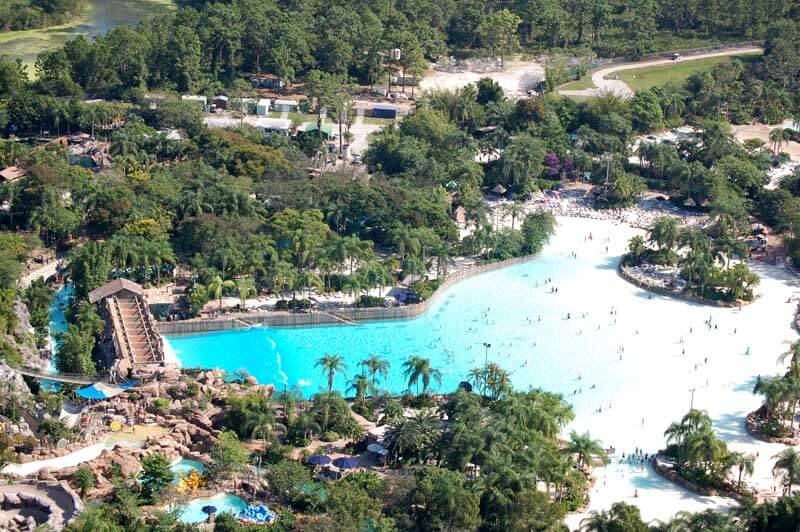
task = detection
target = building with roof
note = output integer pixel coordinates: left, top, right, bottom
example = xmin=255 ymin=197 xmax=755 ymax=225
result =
xmin=89 ymin=279 xmax=166 ymax=380
xmin=371 ymin=103 xmax=397 ymax=119
xmin=273 ymin=99 xmax=298 ymax=113
xmin=212 ymin=95 xmax=229 ymax=110
xmin=256 ymin=98 xmax=271 ymax=115
xmin=255 ymin=117 xmax=293 ymax=136
xmin=297 ymin=121 xmax=333 ymax=138
xmin=0 ymin=166 xmax=25 ymax=183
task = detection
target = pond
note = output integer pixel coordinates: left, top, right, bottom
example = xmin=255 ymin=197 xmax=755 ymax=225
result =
xmin=0 ymin=0 xmax=174 ymax=72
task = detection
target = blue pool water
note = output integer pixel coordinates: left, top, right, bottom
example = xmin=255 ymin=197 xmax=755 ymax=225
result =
xmin=171 ymin=458 xmax=205 ymax=481
xmin=167 ymin=219 xmax=634 ymax=411
xmin=177 ymin=493 xmax=247 ymax=524
xmin=48 ymin=284 xmax=72 ymax=357
xmin=42 ymin=284 xmax=73 ymax=390
xmin=165 ymin=217 xmax=798 ymax=453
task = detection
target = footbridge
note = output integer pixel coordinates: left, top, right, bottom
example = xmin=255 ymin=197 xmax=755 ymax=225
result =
xmin=16 ymin=367 xmax=105 ymax=386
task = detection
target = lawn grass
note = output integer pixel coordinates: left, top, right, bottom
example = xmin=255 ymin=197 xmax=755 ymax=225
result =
xmin=556 ymin=75 xmax=595 ymax=91
xmin=362 ymin=117 xmax=395 ymax=125
xmin=613 ymin=52 xmax=762 ymax=91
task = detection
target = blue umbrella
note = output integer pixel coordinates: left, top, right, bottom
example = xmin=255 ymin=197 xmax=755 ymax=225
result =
xmin=308 ymin=454 xmax=331 ymax=465
xmin=333 ymin=457 xmax=360 ymax=469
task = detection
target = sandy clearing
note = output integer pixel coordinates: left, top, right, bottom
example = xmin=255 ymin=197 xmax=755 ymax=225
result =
xmin=731 ymin=119 xmax=800 ymax=161
xmin=420 ymin=59 xmax=544 ymax=98
xmin=559 ymin=47 xmax=764 ymax=98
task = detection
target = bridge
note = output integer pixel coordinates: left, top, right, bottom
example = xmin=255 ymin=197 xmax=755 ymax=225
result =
xmin=16 ymin=367 xmax=106 ymax=386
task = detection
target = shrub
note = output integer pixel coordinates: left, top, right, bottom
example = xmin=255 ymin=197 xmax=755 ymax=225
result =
xmin=356 ymin=295 xmax=384 ymax=308
xmin=185 ymin=381 xmax=199 ymax=396
xmin=151 ymin=398 xmax=170 ymax=411
xmin=321 ymin=431 xmax=340 ymax=442
xmin=274 ymin=298 xmax=312 ymax=311
xmin=39 ymin=419 xmax=75 ymax=443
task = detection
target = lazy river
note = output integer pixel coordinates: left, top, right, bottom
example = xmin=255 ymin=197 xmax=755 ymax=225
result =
xmin=166 ymin=216 xmax=800 ymax=522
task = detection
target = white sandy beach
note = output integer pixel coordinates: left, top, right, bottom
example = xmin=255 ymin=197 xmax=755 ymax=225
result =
xmin=548 ymin=216 xmax=798 ymax=528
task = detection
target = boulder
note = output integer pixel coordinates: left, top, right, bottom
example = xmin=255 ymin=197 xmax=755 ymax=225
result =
xmin=38 ymin=467 xmax=55 ymax=481
xmin=186 ymin=414 xmax=214 ymax=434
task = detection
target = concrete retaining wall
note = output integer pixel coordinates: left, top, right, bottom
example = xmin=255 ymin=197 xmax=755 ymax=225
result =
xmin=618 ymin=264 xmax=746 ymax=308
xmin=157 ymin=254 xmax=537 ymax=335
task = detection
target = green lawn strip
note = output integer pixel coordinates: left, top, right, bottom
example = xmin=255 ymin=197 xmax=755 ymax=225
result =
xmin=362 ymin=117 xmax=394 ymax=125
xmin=556 ymin=75 xmax=595 ymax=92
xmin=613 ymin=53 xmax=762 ymax=91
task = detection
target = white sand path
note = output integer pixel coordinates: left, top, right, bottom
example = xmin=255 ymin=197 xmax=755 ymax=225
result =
xmin=559 ymin=47 xmax=763 ymax=98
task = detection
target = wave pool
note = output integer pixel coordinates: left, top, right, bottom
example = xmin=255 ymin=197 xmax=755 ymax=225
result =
xmin=166 ymin=217 xmax=800 ymax=523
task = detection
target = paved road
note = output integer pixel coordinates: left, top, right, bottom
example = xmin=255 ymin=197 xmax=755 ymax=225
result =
xmin=559 ymin=46 xmax=763 ymax=98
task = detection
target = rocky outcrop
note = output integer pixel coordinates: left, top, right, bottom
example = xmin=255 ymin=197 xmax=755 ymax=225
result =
xmin=11 ymin=298 xmax=49 ymax=370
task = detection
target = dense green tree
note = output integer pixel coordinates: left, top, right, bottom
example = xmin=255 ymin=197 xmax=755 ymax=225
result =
xmin=139 ymin=453 xmax=173 ymax=503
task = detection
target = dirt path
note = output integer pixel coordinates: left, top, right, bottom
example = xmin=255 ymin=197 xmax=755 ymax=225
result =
xmin=559 ymin=46 xmax=763 ymax=98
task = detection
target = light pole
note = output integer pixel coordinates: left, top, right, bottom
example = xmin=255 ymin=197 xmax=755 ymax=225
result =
xmin=483 ymin=342 xmax=492 ymax=368
xmin=689 ymin=387 xmax=696 ymax=410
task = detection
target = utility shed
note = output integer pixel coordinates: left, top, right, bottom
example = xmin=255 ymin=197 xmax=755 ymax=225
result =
xmin=372 ymin=104 xmax=397 ymax=119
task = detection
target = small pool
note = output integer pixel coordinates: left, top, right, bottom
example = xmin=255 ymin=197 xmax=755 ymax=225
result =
xmin=177 ymin=493 xmax=247 ymax=524
xmin=171 ymin=458 xmax=205 ymax=480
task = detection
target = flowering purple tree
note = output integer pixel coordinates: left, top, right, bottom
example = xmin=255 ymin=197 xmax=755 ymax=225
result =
xmin=545 ymin=152 xmax=560 ymax=178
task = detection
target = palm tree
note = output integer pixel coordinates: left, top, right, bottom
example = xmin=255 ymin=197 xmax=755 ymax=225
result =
xmin=467 ymin=367 xmax=487 ymax=397
xmin=207 ymin=275 xmax=235 ymax=308
xmin=315 ymin=353 xmax=347 ymax=392
xmin=347 ymin=374 xmax=369 ymax=410
xmin=565 ymin=431 xmax=608 ymax=468
xmin=580 ymin=509 xmax=613 ymax=531
xmin=779 ymin=341 xmax=800 ymax=377
xmin=503 ymin=201 xmax=525 ymax=230
xmin=236 ymin=278 xmax=256 ymax=309
xmin=753 ymin=375 xmax=791 ymax=430
xmin=244 ymin=410 xmax=276 ymax=453
xmin=402 ymin=355 xmax=442 ymax=396
xmin=730 ymin=452 xmax=755 ymax=491
xmin=648 ymin=216 xmax=679 ymax=253
xmin=484 ymin=362 xmax=512 ymax=400
xmin=769 ymin=127 xmax=792 ymax=156
xmin=773 ymin=448 xmax=800 ymax=495
xmin=627 ymin=235 xmax=646 ymax=266
xmin=359 ymin=355 xmax=390 ymax=394
xmin=383 ymin=410 xmax=440 ymax=466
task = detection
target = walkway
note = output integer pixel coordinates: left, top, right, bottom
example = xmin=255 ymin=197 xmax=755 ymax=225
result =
xmin=19 ymin=259 xmax=63 ymax=288
xmin=559 ymin=46 xmax=764 ymax=98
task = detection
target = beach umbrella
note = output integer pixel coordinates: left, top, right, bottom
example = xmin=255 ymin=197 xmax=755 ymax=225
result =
xmin=366 ymin=443 xmax=385 ymax=454
xmin=308 ymin=454 xmax=331 ymax=465
xmin=201 ymin=505 xmax=217 ymax=517
xmin=332 ymin=457 xmax=360 ymax=469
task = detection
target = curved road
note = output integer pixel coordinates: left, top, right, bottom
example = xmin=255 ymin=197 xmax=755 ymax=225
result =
xmin=559 ymin=46 xmax=763 ymax=98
